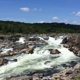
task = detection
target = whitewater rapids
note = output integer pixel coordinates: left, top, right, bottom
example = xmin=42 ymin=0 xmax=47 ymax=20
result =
xmin=0 ymin=36 xmax=79 ymax=79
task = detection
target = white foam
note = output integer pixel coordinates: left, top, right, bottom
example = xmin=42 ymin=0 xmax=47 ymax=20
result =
xmin=1 ymin=48 xmax=13 ymax=54
xmin=16 ymin=37 xmax=25 ymax=44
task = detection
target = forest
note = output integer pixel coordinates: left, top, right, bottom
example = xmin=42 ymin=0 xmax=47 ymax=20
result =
xmin=0 ymin=20 xmax=80 ymax=34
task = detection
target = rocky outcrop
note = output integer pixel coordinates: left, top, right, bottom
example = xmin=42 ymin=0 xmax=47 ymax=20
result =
xmin=21 ymin=44 xmax=34 ymax=54
xmin=61 ymin=37 xmax=68 ymax=44
xmin=61 ymin=34 xmax=80 ymax=57
xmin=51 ymin=63 xmax=80 ymax=80
xmin=8 ymin=35 xmax=21 ymax=42
xmin=3 ymin=76 xmax=33 ymax=80
xmin=0 ymin=44 xmax=34 ymax=57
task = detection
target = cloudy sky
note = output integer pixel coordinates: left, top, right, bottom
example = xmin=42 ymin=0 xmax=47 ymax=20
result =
xmin=0 ymin=0 xmax=80 ymax=24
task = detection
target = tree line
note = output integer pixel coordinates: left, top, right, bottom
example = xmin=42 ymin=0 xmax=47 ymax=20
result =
xmin=0 ymin=20 xmax=80 ymax=34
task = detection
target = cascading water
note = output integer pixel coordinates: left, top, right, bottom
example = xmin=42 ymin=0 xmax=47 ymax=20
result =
xmin=16 ymin=37 xmax=25 ymax=44
xmin=0 ymin=36 xmax=79 ymax=79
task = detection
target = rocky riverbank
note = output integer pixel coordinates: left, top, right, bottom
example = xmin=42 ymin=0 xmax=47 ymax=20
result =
xmin=0 ymin=34 xmax=80 ymax=80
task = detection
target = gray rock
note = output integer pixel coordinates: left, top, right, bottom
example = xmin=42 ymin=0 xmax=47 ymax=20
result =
xmin=49 ymin=49 xmax=60 ymax=54
xmin=0 ymin=58 xmax=8 ymax=66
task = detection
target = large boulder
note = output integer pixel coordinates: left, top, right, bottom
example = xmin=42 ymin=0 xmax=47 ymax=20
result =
xmin=20 ymin=44 xmax=34 ymax=54
xmin=13 ymin=43 xmax=27 ymax=50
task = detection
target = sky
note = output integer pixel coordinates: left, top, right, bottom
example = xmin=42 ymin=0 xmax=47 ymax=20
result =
xmin=0 ymin=0 xmax=80 ymax=24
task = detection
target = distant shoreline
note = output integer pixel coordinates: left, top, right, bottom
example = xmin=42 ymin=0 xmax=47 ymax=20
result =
xmin=0 ymin=20 xmax=80 ymax=34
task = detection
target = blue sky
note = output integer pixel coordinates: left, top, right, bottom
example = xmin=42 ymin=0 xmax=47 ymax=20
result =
xmin=0 ymin=0 xmax=80 ymax=24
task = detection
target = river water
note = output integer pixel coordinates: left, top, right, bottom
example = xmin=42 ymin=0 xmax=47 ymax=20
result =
xmin=0 ymin=36 xmax=79 ymax=79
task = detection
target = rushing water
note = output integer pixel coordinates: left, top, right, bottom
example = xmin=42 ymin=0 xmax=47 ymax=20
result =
xmin=16 ymin=37 xmax=25 ymax=44
xmin=0 ymin=36 xmax=79 ymax=79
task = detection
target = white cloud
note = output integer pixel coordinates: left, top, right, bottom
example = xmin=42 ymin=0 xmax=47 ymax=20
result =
xmin=39 ymin=8 xmax=42 ymax=11
xmin=77 ymin=23 xmax=80 ymax=25
xmin=72 ymin=21 xmax=80 ymax=25
xmin=64 ymin=20 xmax=68 ymax=23
xmin=38 ymin=21 xmax=45 ymax=23
xmin=20 ymin=7 xmax=30 ymax=12
xmin=70 ymin=12 xmax=76 ymax=14
xmin=33 ymin=8 xmax=42 ymax=11
xmin=52 ymin=16 xmax=58 ymax=20
xmin=60 ymin=19 xmax=68 ymax=23
xmin=73 ymin=21 xmax=77 ymax=24
xmin=76 ymin=11 xmax=80 ymax=16
xmin=33 ymin=8 xmax=37 ymax=11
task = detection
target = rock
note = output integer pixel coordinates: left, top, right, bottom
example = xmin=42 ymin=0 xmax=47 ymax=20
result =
xmin=62 ymin=63 xmax=70 ymax=67
xmin=20 ymin=45 xmax=34 ymax=54
xmin=13 ymin=59 xmax=17 ymax=62
xmin=77 ymin=50 xmax=80 ymax=57
xmin=65 ymin=70 xmax=73 ymax=75
xmin=0 ymin=36 xmax=4 ymax=40
xmin=8 ymin=36 xmax=18 ymax=42
xmin=63 ymin=44 xmax=69 ymax=48
xmin=29 ymin=38 xmax=39 ymax=41
xmin=50 ymin=33 xmax=56 ymax=37
xmin=28 ymin=44 xmax=34 ymax=49
xmin=13 ymin=43 xmax=27 ymax=50
xmin=28 ymin=45 xmax=35 ymax=53
xmin=44 ymin=61 xmax=51 ymax=64
xmin=30 ymin=71 xmax=36 ymax=74
xmin=21 ymin=49 xmax=28 ymax=53
xmin=61 ymin=37 xmax=68 ymax=44
xmin=51 ymin=69 xmax=74 ymax=80
xmin=74 ymin=63 xmax=80 ymax=70
xmin=3 ymin=75 xmax=32 ymax=80
xmin=33 ymin=73 xmax=44 ymax=78
xmin=8 ymin=35 xmax=21 ymax=42
xmin=0 ymin=59 xmax=8 ymax=66
xmin=61 ymin=34 xmax=80 ymax=57
xmin=0 ymin=51 xmax=14 ymax=57
xmin=49 ymin=49 xmax=60 ymax=54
